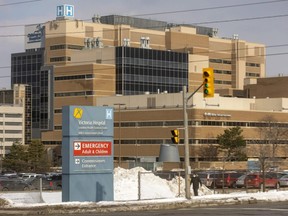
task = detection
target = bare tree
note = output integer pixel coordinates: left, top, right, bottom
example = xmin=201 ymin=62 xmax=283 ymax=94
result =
xmin=248 ymin=115 xmax=288 ymax=192
xmin=259 ymin=115 xmax=288 ymax=165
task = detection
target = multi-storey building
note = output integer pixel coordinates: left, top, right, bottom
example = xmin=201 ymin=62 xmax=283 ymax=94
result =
xmin=11 ymin=48 xmax=45 ymax=139
xmin=97 ymin=92 xmax=288 ymax=164
xmin=11 ymin=5 xmax=268 ymax=164
xmin=0 ymin=85 xmax=27 ymax=157
xmin=0 ymin=85 xmax=31 ymax=153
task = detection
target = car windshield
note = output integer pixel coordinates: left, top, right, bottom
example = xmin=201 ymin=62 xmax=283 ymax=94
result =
xmin=280 ymin=174 xmax=288 ymax=179
xmin=238 ymin=175 xmax=247 ymax=180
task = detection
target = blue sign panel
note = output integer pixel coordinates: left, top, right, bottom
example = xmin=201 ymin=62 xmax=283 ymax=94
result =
xmin=62 ymin=106 xmax=114 ymax=202
xmin=57 ymin=4 xmax=74 ymax=18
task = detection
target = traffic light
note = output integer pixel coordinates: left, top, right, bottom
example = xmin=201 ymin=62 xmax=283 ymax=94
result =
xmin=171 ymin=129 xmax=179 ymax=144
xmin=202 ymin=67 xmax=214 ymax=98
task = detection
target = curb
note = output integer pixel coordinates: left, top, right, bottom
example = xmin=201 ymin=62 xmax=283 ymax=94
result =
xmin=0 ymin=197 xmax=269 ymax=215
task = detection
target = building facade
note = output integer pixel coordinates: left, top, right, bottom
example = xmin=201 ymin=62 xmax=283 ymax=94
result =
xmin=97 ymin=93 xmax=288 ymax=163
xmin=0 ymin=84 xmax=30 ymax=151
xmin=0 ymin=104 xmax=25 ymax=157
xmin=11 ymin=48 xmax=45 ymax=139
xmin=244 ymin=76 xmax=288 ymax=99
xmin=11 ymin=6 xmax=268 ymax=164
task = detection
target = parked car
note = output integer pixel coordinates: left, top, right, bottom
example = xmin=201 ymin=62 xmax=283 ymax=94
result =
xmin=214 ymin=171 xmax=245 ymax=188
xmin=18 ymin=173 xmax=38 ymax=180
xmin=0 ymin=179 xmax=32 ymax=191
xmin=267 ymin=172 xmax=286 ymax=180
xmin=245 ymin=172 xmax=280 ymax=189
xmin=236 ymin=174 xmax=247 ymax=188
xmin=25 ymin=174 xmax=62 ymax=190
xmin=45 ymin=173 xmax=62 ymax=190
xmin=198 ymin=171 xmax=222 ymax=188
xmin=279 ymin=174 xmax=288 ymax=187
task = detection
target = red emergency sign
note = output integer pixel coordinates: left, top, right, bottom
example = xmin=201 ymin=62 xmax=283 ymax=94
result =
xmin=73 ymin=141 xmax=112 ymax=156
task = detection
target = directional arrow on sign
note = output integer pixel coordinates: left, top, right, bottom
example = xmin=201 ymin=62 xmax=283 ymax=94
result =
xmin=74 ymin=142 xmax=81 ymax=150
xmin=75 ymin=158 xmax=80 ymax=164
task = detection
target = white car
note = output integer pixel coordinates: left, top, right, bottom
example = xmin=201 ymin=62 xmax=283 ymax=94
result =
xmin=279 ymin=174 xmax=288 ymax=187
xmin=236 ymin=174 xmax=247 ymax=188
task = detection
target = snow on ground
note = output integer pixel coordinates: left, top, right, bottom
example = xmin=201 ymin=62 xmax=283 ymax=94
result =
xmin=1 ymin=167 xmax=288 ymax=207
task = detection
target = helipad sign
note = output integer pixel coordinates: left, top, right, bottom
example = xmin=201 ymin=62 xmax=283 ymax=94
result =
xmin=57 ymin=4 xmax=74 ymax=19
xmin=62 ymin=106 xmax=114 ymax=202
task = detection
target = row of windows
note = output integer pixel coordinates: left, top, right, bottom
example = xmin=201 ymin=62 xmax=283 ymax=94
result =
xmin=124 ymin=74 xmax=187 ymax=85
xmin=12 ymin=63 xmax=42 ymax=73
xmin=0 ymin=114 xmax=22 ymax=118
xmin=114 ymin=139 xmax=288 ymax=145
xmin=120 ymin=83 xmax=183 ymax=95
xmin=214 ymin=69 xmax=232 ymax=75
xmin=50 ymin=56 xmax=71 ymax=62
xmin=0 ymin=138 xmax=22 ymax=142
xmin=52 ymin=117 xmax=288 ymax=129
xmin=114 ymin=121 xmax=288 ymax=128
xmin=50 ymin=44 xmax=83 ymax=50
xmin=119 ymin=57 xmax=188 ymax=70
xmin=55 ymin=91 xmax=93 ymax=97
xmin=246 ymin=62 xmax=260 ymax=67
xmin=210 ymin=59 xmax=232 ymax=64
xmin=0 ymin=130 xmax=22 ymax=134
xmin=246 ymin=72 xmax=260 ymax=77
xmin=55 ymin=74 xmax=94 ymax=81
xmin=53 ymin=119 xmax=288 ymax=129
xmin=11 ymin=55 xmax=43 ymax=64
xmin=122 ymin=66 xmax=187 ymax=79
xmin=114 ymin=120 xmax=288 ymax=128
xmin=0 ymin=122 xmax=22 ymax=126
xmin=42 ymin=138 xmax=288 ymax=145
xmin=117 ymin=47 xmax=188 ymax=62
xmin=214 ymin=80 xmax=232 ymax=85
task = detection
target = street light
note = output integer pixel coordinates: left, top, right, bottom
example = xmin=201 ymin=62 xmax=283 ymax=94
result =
xmin=114 ymin=103 xmax=126 ymax=167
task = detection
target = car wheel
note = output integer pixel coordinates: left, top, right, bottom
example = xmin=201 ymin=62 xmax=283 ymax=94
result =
xmin=56 ymin=185 xmax=62 ymax=190
xmin=2 ymin=187 xmax=8 ymax=191
xmin=23 ymin=187 xmax=30 ymax=191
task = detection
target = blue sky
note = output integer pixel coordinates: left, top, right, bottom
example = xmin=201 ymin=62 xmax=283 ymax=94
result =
xmin=0 ymin=0 xmax=287 ymax=89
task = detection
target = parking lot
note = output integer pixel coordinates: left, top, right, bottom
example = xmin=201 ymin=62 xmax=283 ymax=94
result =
xmin=0 ymin=172 xmax=62 ymax=192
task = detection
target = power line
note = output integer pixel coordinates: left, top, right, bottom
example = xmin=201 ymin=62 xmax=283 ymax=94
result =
xmin=0 ymin=51 xmax=287 ymax=79
xmin=0 ymin=43 xmax=287 ymax=70
xmin=0 ymin=0 xmax=287 ymax=28
xmin=134 ymin=0 xmax=288 ymax=17
xmin=1 ymin=12 xmax=288 ymax=38
xmin=192 ymin=14 xmax=288 ymax=25
xmin=0 ymin=0 xmax=42 ymax=7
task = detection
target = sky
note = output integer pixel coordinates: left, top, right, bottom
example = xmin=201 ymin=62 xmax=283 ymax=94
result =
xmin=1 ymin=167 xmax=288 ymax=209
xmin=0 ymin=0 xmax=288 ymax=89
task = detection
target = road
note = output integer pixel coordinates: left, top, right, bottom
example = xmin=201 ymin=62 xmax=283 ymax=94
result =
xmin=65 ymin=201 xmax=288 ymax=216
xmin=1 ymin=201 xmax=288 ymax=216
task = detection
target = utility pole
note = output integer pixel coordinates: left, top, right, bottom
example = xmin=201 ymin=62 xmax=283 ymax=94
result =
xmin=183 ymin=83 xmax=204 ymax=199
xmin=183 ymin=85 xmax=190 ymax=199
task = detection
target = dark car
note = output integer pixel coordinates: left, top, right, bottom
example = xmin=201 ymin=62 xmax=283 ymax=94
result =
xmin=45 ymin=174 xmax=62 ymax=190
xmin=215 ymin=171 xmax=245 ymax=188
xmin=25 ymin=174 xmax=62 ymax=190
xmin=0 ymin=179 xmax=32 ymax=191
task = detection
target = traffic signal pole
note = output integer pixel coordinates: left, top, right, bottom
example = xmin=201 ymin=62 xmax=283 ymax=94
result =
xmin=182 ymin=84 xmax=203 ymax=200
